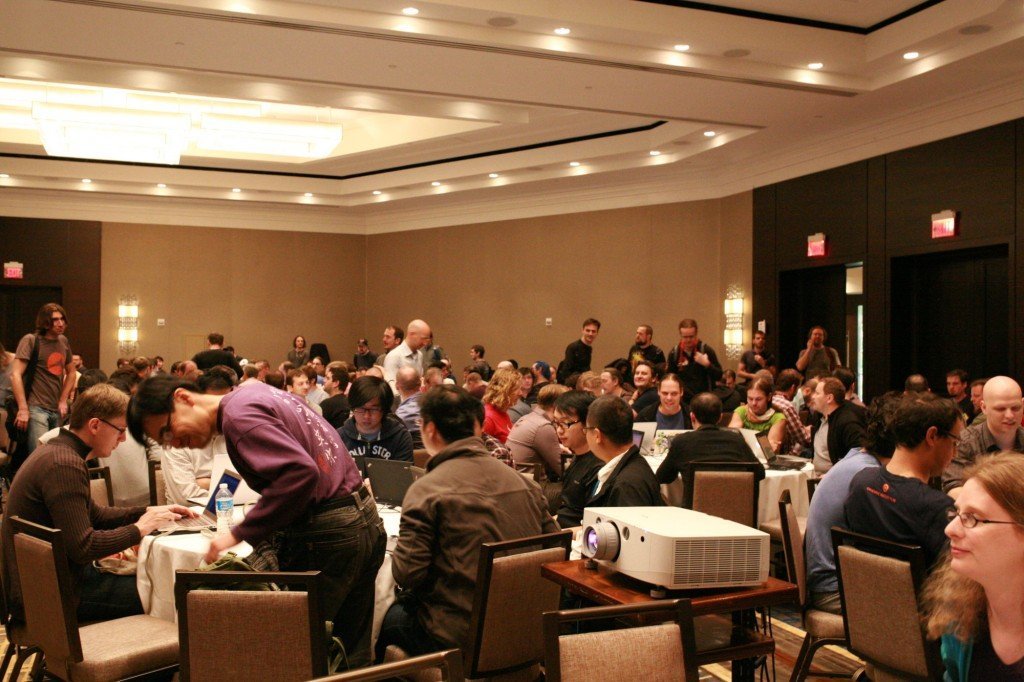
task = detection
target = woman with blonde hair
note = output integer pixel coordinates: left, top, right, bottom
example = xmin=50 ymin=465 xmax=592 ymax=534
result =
xmin=922 ymin=452 xmax=1024 ymax=680
xmin=481 ymin=368 xmax=521 ymax=444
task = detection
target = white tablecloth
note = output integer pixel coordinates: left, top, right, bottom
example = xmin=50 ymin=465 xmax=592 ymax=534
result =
xmin=136 ymin=503 xmax=403 ymax=645
xmin=642 ymin=454 xmax=810 ymax=526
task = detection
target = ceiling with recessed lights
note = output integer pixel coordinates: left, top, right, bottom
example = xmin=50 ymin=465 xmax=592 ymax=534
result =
xmin=0 ymin=0 xmax=1021 ymax=233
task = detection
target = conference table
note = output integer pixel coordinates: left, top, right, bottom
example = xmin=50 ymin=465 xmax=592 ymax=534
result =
xmin=643 ymin=453 xmax=811 ymax=526
xmin=542 ymin=558 xmax=798 ymax=682
xmin=136 ymin=503 xmax=403 ymax=648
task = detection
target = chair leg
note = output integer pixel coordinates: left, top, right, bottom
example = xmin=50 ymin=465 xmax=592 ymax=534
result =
xmin=0 ymin=642 xmax=14 ymax=680
xmin=790 ymin=633 xmax=814 ymax=682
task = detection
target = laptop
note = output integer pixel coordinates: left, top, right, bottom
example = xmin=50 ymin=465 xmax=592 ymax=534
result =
xmin=162 ymin=470 xmax=243 ymax=532
xmin=631 ymin=429 xmax=646 ymax=450
xmin=755 ymin=432 xmax=808 ymax=471
xmin=365 ymin=458 xmax=418 ymax=507
xmin=632 ymin=422 xmax=657 ymax=454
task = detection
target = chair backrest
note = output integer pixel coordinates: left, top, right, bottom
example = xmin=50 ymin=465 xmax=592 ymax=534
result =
xmin=8 ymin=517 xmax=82 ymax=669
xmin=464 ymin=530 xmax=573 ymax=678
xmin=777 ymin=489 xmax=807 ymax=607
xmin=830 ymin=528 xmax=943 ymax=681
xmin=88 ymin=466 xmax=114 ymax=507
xmin=681 ymin=461 xmax=764 ymax=527
xmin=148 ymin=459 xmax=167 ymax=506
xmin=175 ymin=570 xmax=326 ymax=682
xmin=311 ymin=649 xmax=464 ymax=682
xmin=413 ymin=448 xmax=431 ymax=470
xmin=543 ymin=599 xmax=699 ymax=682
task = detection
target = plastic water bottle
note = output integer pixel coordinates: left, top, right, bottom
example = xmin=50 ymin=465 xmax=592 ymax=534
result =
xmin=215 ymin=483 xmax=234 ymax=536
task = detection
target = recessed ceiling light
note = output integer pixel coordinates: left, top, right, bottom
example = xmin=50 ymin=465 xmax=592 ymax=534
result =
xmin=649 ymin=150 xmax=661 ymax=156
xmin=554 ymin=27 xmax=571 ymax=35
xmin=489 ymin=173 xmax=499 ymax=178
xmin=0 ymin=173 xmax=9 ymax=179
xmin=395 ymin=24 xmax=413 ymax=31
xmin=431 ymin=181 xmax=441 ymax=187
xmin=157 ymin=183 xmax=166 ymax=188
xmin=81 ymin=178 xmax=92 ymax=183
xmin=903 ymin=51 xmax=919 ymax=60
xmin=401 ymin=7 xmax=419 ymax=15
xmin=569 ymin=161 xmax=581 ymax=167
xmin=808 ymin=62 xmax=823 ymax=70
xmin=703 ymin=130 xmax=716 ymax=137
xmin=304 ymin=192 xmax=313 ymax=197
xmin=674 ymin=44 xmax=690 ymax=52
xmin=231 ymin=187 xmax=241 ymax=193
xmin=372 ymin=190 xmax=382 ymax=195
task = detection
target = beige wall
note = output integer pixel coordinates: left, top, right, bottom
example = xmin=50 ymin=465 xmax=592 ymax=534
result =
xmin=365 ymin=191 xmax=753 ymax=374
xmin=100 ymin=223 xmax=366 ymax=371
xmin=97 ymin=192 xmax=751 ymax=374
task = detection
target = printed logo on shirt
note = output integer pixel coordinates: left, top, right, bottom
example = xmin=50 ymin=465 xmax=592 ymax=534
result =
xmin=46 ymin=351 xmax=65 ymax=376
xmin=866 ymin=484 xmax=897 ymax=504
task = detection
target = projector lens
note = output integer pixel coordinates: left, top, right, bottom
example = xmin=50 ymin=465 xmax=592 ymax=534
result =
xmin=581 ymin=521 xmax=620 ymax=561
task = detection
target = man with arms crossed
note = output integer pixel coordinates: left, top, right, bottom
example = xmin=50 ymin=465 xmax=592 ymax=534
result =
xmin=128 ymin=375 xmax=385 ymax=667
xmin=9 ymin=303 xmax=76 ymax=464
xmin=377 ymin=385 xmax=557 ymax=658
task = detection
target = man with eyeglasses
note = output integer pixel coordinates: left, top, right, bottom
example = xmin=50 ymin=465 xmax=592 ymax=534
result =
xmin=844 ymin=392 xmax=961 ymax=569
xmin=552 ymin=391 xmax=602 ymax=528
xmin=582 ymin=395 xmax=663 ymax=509
xmin=3 ymin=384 xmax=194 ymax=623
xmin=127 ymin=373 xmax=386 ymax=668
xmin=8 ymin=302 xmax=77 ymax=466
xmin=942 ymin=375 xmax=1024 ymax=499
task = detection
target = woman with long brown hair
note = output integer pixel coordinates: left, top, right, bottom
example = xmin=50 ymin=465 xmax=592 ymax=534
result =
xmin=922 ymin=453 xmax=1024 ymax=680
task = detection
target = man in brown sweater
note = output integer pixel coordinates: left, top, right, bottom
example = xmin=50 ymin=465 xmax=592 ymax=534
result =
xmin=2 ymin=383 xmax=192 ymax=622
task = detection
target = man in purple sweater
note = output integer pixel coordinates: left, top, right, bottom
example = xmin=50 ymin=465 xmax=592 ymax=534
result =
xmin=128 ymin=375 xmax=385 ymax=668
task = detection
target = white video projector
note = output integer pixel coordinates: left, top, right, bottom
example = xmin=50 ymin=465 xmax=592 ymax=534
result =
xmin=581 ymin=507 xmax=770 ymax=590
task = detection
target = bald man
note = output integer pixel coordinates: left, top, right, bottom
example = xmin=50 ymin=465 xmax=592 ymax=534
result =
xmin=382 ymin=319 xmax=431 ymax=389
xmin=942 ymin=375 xmax=1024 ymax=497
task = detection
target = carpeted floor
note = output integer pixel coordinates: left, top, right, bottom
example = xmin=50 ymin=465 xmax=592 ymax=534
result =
xmin=0 ymin=609 xmax=864 ymax=680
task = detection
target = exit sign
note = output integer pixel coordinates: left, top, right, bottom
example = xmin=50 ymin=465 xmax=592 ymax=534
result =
xmin=3 ymin=261 xmax=23 ymax=279
xmin=931 ymin=210 xmax=958 ymax=239
xmin=807 ymin=233 xmax=827 ymax=258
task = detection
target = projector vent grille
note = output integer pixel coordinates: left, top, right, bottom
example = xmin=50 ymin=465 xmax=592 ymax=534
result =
xmin=674 ymin=538 xmax=763 ymax=584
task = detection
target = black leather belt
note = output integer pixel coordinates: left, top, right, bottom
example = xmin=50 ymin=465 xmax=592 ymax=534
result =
xmin=315 ymin=484 xmax=371 ymax=512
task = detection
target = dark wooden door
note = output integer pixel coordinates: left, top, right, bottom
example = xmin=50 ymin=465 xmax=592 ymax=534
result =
xmin=890 ymin=245 xmax=1008 ymax=391
xmin=778 ymin=266 xmax=847 ymax=372
xmin=0 ymin=286 xmax=63 ymax=353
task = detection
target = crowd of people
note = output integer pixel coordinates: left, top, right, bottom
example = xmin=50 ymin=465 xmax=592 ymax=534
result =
xmin=1 ymin=304 xmax=1022 ymax=678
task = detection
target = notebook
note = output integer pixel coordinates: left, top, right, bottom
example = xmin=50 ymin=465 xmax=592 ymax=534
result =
xmin=161 ymin=470 xmax=243 ymax=532
xmin=757 ymin=432 xmax=808 ymax=471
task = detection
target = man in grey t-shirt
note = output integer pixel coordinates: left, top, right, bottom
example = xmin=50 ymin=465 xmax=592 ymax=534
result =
xmin=9 ymin=303 xmax=75 ymax=464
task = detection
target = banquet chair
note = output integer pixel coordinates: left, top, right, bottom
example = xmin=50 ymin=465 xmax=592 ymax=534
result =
xmin=778 ymin=490 xmax=849 ymax=681
xmin=681 ymin=461 xmax=764 ymax=527
xmin=148 ymin=459 xmax=167 ymax=506
xmin=413 ymin=449 xmax=431 ymax=470
xmin=0 ymin=529 xmax=41 ymax=682
xmin=312 ymin=649 xmax=464 ymax=681
xmin=542 ymin=599 xmax=700 ymax=682
xmin=385 ymin=530 xmax=573 ymax=681
xmin=830 ymin=528 xmax=943 ymax=681
xmin=88 ymin=466 xmax=114 ymax=507
xmin=9 ymin=517 xmax=178 ymax=681
xmin=176 ymin=570 xmax=326 ymax=682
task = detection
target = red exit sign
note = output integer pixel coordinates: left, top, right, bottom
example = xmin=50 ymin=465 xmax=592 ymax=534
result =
xmin=931 ymin=210 xmax=958 ymax=239
xmin=807 ymin=233 xmax=827 ymax=257
xmin=3 ymin=261 xmax=23 ymax=279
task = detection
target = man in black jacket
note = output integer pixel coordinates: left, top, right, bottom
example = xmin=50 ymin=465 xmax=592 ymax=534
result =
xmin=665 ymin=318 xmax=723 ymax=400
xmin=655 ymin=392 xmax=760 ymax=484
xmin=810 ymin=376 xmax=866 ymax=475
xmin=558 ymin=318 xmax=600 ymax=384
xmin=191 ymin=332 xmax=243 ymax=378
xmin=583 ymin=395 xmax=663 ymax=508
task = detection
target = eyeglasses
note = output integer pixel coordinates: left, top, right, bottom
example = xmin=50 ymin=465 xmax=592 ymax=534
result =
xmin=582 ymin=425 xmax=599 ymax=434
xmin=553 ymin=419 xmax=580 ymax=431
xmin=938 ymin=429 xmax=961 ymax=443
xmin=353 ymin=407 xmax=383 ymax=416
xmin=98 ymin=418 xmax=127 ymax=435
xmin=946 ymin=507 xmax=1024 ymax=529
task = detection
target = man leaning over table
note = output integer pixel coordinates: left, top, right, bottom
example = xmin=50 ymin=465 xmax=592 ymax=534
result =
xmin=2 ymin=383 xmax=194 ymax=623
xmin=128 ymin=374 xmax=385 ymax=668
xmin=377 ymin=385 xmax=557 ymax=660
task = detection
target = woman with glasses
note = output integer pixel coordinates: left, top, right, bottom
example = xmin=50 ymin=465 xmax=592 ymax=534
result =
xmin=338 ymin=376 xmax=414 ymax=462
xmin=923 ymin=453 xmax=1024 ymax=680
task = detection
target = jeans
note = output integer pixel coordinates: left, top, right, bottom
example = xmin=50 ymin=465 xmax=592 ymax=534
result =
xmin=376 ymin=598 xmax=445 ymax=662
xmin=809 ymin=590 xmax=843 ymax=614
xmin=279 ymin=490 xmax=386 ymax=669
xmin=26 ymin=406 xmax=59 ymax=457
xmin=78 ymin=564 xmax=144 ymax=622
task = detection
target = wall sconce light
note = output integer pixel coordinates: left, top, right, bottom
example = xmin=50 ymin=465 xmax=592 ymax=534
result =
xmin=117 ymin=295 xmax=139 ymax=355
xmin=724 ymin=287 xmax=744 ymax=359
